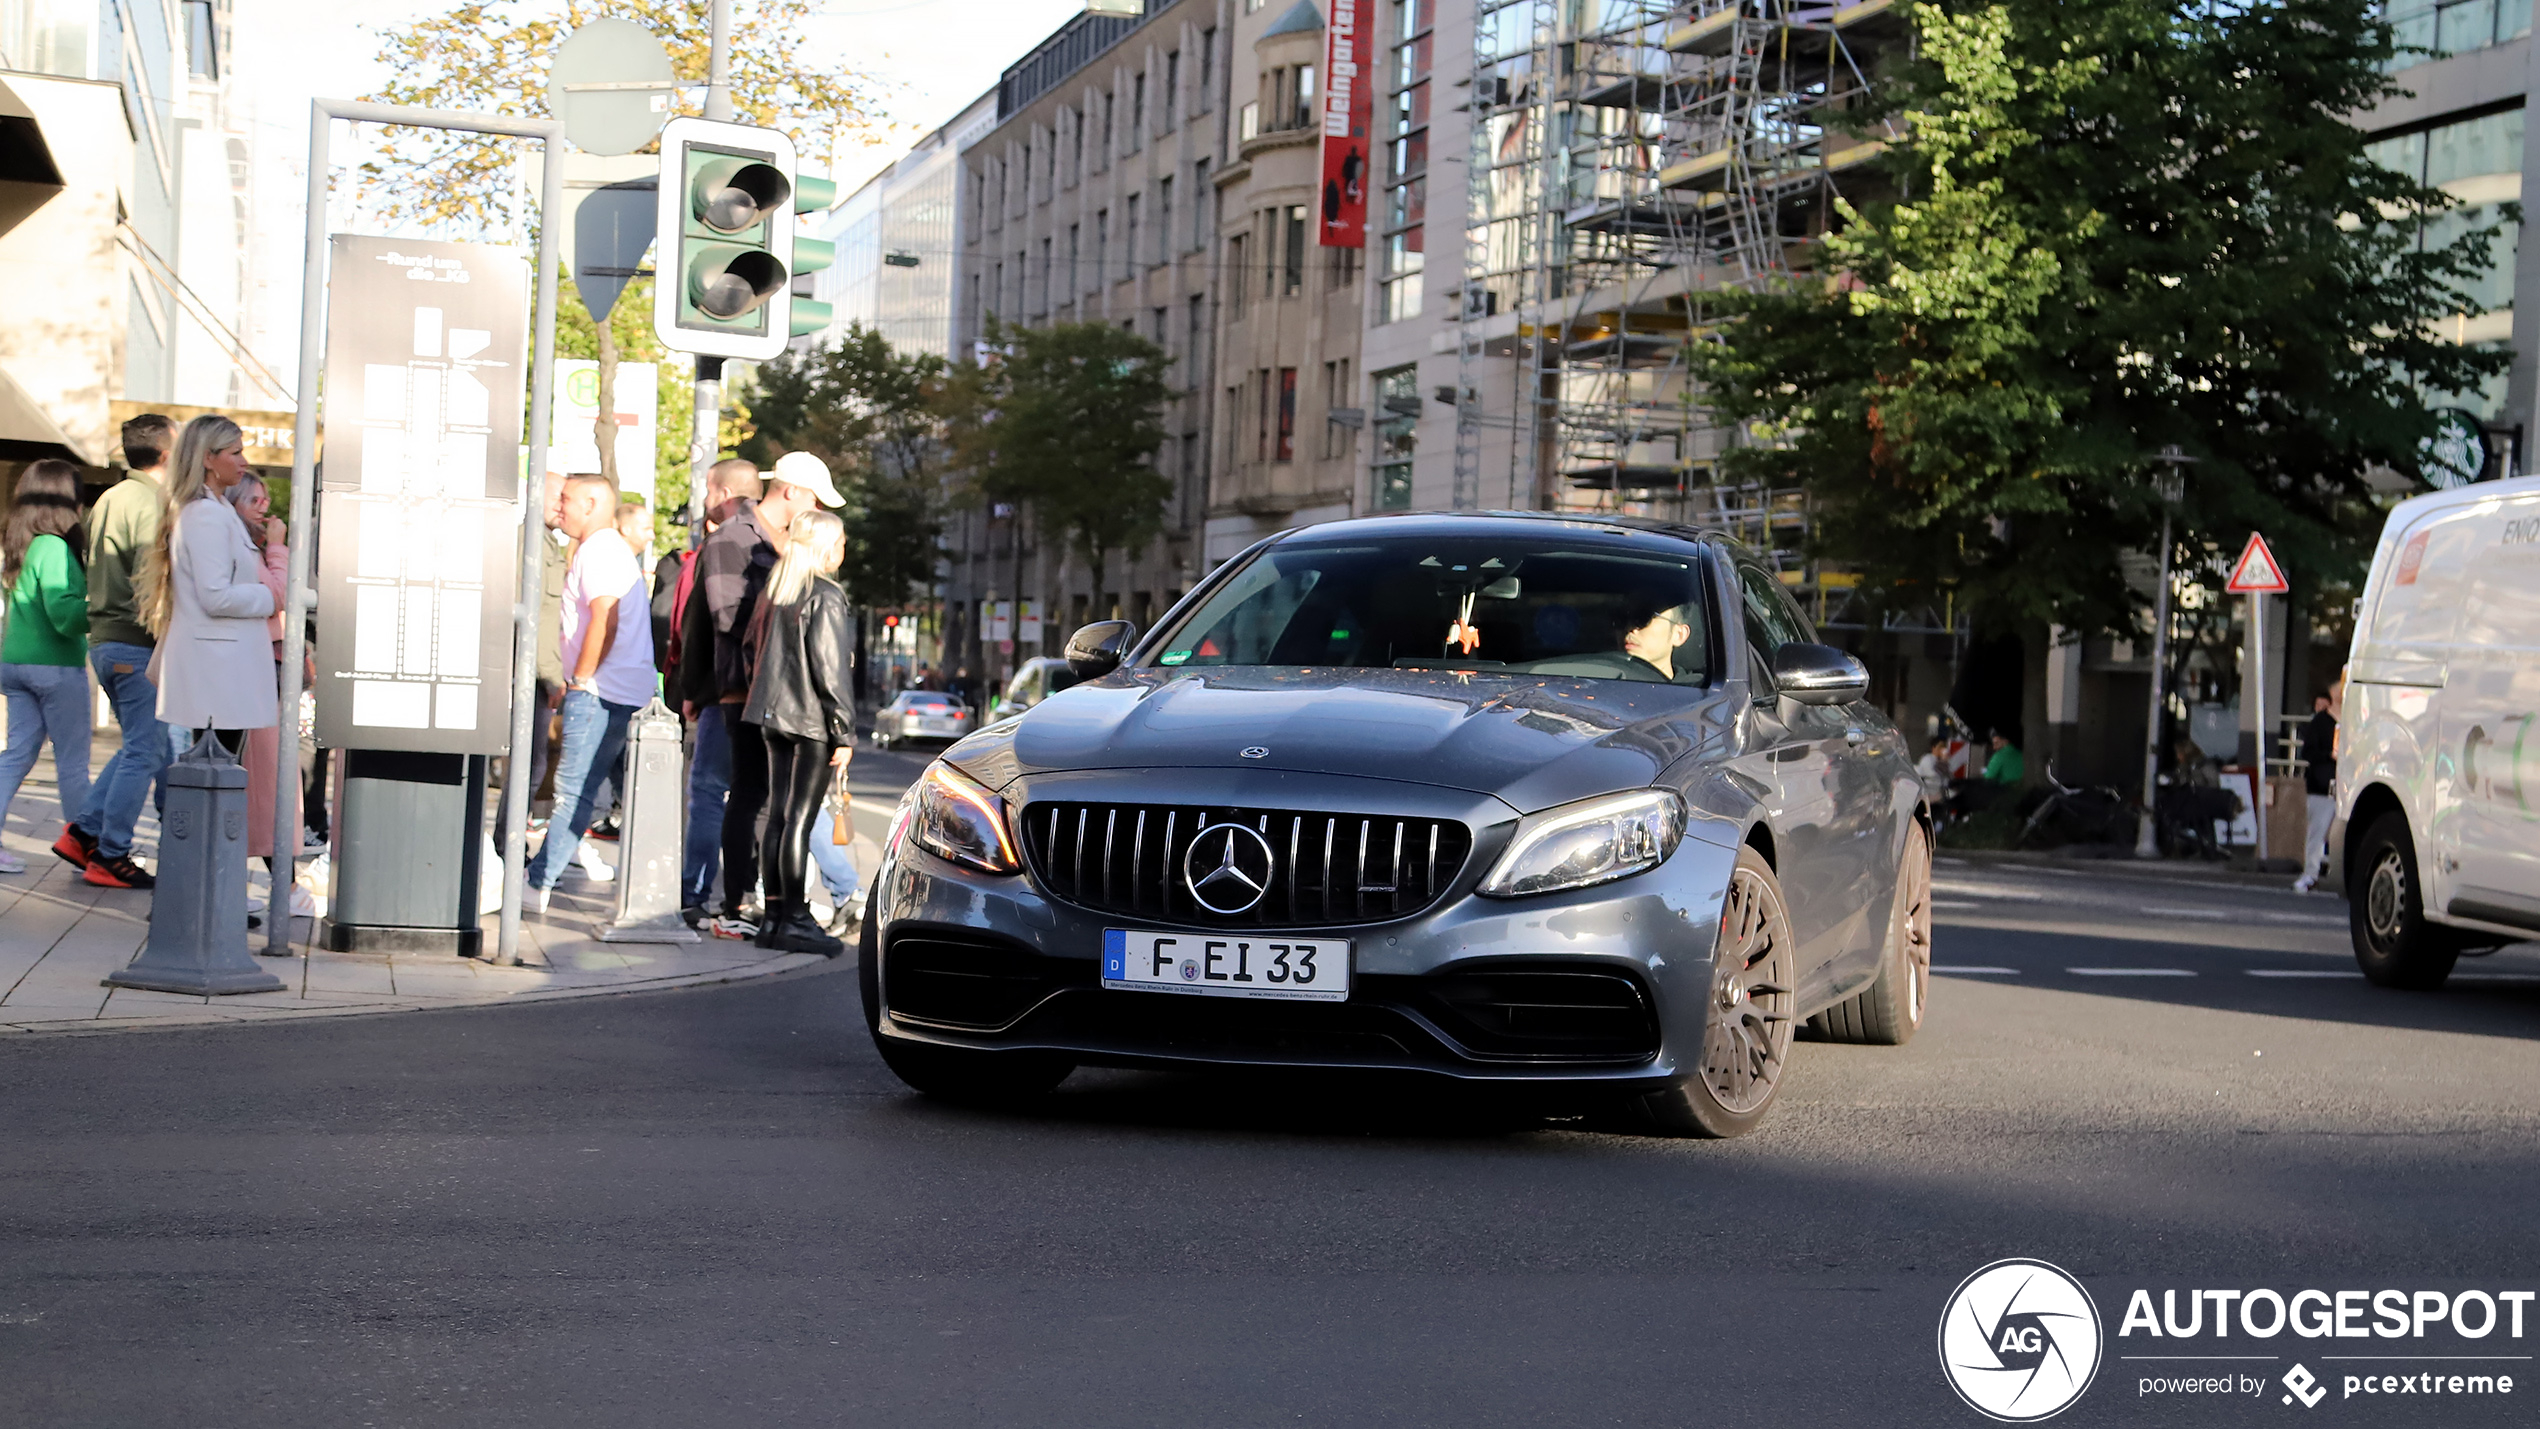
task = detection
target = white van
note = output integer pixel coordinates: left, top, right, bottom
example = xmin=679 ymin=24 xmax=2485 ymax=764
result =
xmin=2336 ymin=472 xmax=2540 ymax=987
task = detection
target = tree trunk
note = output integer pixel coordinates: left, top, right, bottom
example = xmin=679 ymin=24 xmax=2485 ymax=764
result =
xmin=595 ymin=318 xmax=619 ymax=488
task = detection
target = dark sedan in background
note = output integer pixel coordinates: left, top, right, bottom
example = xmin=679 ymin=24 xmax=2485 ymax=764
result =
xmin=861 ymin=513 xmax=1932 ymax=1137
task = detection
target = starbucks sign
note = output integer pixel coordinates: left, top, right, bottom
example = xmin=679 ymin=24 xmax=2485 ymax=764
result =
xmin=2419 ymin=406 xmax=2491 ymax=489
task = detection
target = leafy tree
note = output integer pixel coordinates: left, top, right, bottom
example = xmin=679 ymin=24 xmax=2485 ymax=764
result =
xmin=355 ymin=0 xmax=885 ymax=235
xmin=1694 ymin=0 xmax=2508 ymax=639
xmin=942 ymin=316 xmax=1175 ymax=614
xmin=746 ymin=325 xmax=948 ymax=611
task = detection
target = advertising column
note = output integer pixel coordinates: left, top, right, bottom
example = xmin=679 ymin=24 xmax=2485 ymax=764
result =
xmin=312 ymin=236 xmax=529 ymax=953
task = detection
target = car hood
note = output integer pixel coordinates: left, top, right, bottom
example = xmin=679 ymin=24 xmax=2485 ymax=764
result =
xmin=943 ymin=667 xmax=1735 ymax=814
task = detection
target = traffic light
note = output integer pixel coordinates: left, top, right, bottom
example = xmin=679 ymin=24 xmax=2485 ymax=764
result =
xmin=653 ymin=116 xmax=831 ymax=361
xmin=787 ymin=174 xmax=837 ymax=339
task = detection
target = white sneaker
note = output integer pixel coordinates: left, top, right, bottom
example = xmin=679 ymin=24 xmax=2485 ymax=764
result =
xmin=533 ymin=885 xmax=552 ymax=915
xmin=576 ymin=841 xmax=616 ymax=883
xmin=2292 ymin=876 xmax=2316 ymax=894
xmin=288 ymin=884 xmax=319 ymax=918
xmin=0 ymin=850 xmax=24 ymax=874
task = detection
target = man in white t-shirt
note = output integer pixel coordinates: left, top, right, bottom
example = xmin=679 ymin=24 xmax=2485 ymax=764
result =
xmin=525 ymin=473 xmax=656 ymax=907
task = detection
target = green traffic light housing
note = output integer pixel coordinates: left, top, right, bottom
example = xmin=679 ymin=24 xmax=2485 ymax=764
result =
xmin=690 ymin=157 xmax=792 ymax=235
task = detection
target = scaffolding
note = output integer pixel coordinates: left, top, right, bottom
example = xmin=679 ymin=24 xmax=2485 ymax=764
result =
xmin=1455 ymin=0 xmax=1910 ymax=579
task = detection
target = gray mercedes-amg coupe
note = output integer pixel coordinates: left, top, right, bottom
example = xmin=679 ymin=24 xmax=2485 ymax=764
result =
xmin=859 ymin=512 xmax=1933 ymax=1136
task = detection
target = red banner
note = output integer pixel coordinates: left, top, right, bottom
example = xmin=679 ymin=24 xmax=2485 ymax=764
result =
xmin=1318 ymin=0 xmax=1371 ymax=247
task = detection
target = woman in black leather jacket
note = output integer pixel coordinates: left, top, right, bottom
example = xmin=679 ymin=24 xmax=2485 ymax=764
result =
xmin=741 ymin=509 xmax=855 ymax=955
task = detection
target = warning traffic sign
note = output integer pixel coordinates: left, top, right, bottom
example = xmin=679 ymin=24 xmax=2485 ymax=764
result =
xmin=2225 ymin=532 xmax=2289 ymax=594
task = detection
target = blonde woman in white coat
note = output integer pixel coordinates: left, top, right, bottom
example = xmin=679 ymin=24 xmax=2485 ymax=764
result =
xmin=143 ymin=415 xmax=277 ymax=753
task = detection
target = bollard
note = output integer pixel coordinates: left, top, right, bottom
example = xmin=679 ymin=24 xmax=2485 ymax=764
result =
xmin=599 ymin=698 xmax=699 ymax=943
xmin=104 ymin=733 xmax=285 ymax=995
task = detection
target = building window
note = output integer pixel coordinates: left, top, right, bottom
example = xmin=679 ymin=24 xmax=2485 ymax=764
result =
xmin=1039 ymin=236 xmax=1053 ymax=312
xmin=2387 ymin=0 xmax=2533 ymax=66
xmin=1380 ymin=0 xmax=1432 ymax=323
xmin=1188 ymin=294 xmax=1205 ymax=367
xmin=1068 ymin=223 xmax=1081 ymax=298
xmin=1324 ymin=359 xmax=1353 ymax=458
xmin=1126 ymin=194 xmax=1142 ymax=274
xmin=1283 ymin=204 xmax=1306 ymax=294
xmin=1239 ymin=101 xmax=1260 ymax=142
xmin=2368 ymin=107 xmax=2525 ymax=416
xmin=1331 ymin=245 xmax=1359 ymax=289
xmin=1165 ymin=51 xmax=1180 ymax=129
xmin=1372 ymin=364 xmax=1417 ymax=509
xmin=1103 ymin=89 xmax=1115 ymax=161
xmin=1198 ymin=29 xmax=1216 ymax=112
xmin=1072 ymin=110 xmax=1084 ymax=180
xmin=1245 ymin=0 xmax=1263 ymax=13
xmin=1276 ymin=367 xmax=1297 ymax=461
xmin=1158 ymin=177 xmax=1174 ymax=264
xmin=992 ymin=261 xmax=1004 ymax=318
xmin=1227 ymin=234 xmax=1248 ymax=314
xmin=1132 ymin=72 xmax=1146 ymax=145
xmin=1191 ymin=162 xmax=1211 ymax=248
xmin=1097 ymin=209 xmax=1110 ymax=286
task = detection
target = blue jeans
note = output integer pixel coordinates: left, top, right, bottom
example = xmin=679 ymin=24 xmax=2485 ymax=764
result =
xmin=523 ymin=690 xmax=636 ymax=891
xmin=0 ymin=663 xmax=93 ymax=835
xmin=75 ymin=641 xmax=170 ymax=859
xmin=809 ymin=802 xmax=859 ymax=903
xmin=681 ymin=701 xmax=733 ymax=908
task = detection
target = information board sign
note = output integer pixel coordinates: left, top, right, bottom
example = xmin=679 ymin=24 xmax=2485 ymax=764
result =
xmin=312 ymin=236 xmax=528 ymax=755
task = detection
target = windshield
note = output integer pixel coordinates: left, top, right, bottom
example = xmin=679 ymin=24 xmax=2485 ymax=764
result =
xmin=1146 ymin=535 xmax=1712 ymax=685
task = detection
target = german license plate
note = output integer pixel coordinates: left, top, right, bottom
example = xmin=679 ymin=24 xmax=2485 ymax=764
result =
xmin=1102 ymin=928 xmax=1350 ymax=1001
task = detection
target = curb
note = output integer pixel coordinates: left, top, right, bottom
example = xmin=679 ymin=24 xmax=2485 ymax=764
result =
xmin=0 ymin=950 xmax=851 ymax=1039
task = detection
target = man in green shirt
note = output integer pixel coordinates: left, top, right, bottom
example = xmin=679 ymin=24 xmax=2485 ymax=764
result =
xmin=1981 ymin=729 xmax=2027 ymax=787
xmin=53 ymin=414 xmax=174 ymax=889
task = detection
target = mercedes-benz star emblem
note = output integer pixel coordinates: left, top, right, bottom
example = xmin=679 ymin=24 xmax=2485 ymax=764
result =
xmin=1240 ymin=746 xmax=1269 ymax=759
xmin=1183 ymin=822 xmax=1276 ymax=915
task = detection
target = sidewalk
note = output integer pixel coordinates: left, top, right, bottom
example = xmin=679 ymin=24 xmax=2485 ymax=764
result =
xmin=0 ymin=756 xmax=873 ymax=1036
xmin=1943 ymin=845 xmax=2338 ymax=895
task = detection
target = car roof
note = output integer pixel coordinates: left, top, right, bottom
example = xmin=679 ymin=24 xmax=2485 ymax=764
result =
xmin=1265 ymin=508 xmax=1733 ymax=555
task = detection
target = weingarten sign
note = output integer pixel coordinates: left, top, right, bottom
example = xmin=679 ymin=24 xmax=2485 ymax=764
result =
xmin=1318 ymin=0 xmax=1371 ymax=247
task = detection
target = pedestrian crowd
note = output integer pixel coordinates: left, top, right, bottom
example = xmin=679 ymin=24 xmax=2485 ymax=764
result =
xmin=0 ymin=412 xmax=864 ymax=958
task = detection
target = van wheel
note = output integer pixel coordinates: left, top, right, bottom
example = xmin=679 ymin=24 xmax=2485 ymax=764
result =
xmin=2351 ymin=812 xmax=2458 ymax=991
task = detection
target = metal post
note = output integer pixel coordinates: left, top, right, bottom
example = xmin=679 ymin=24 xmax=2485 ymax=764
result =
xmin=599 ymin=700 xmax=701 ymax=942
xmin=275 ymin=98 xmax=565 ymax=966
xmin=2135 ymin=449 xmax=2191 ymax=860
xmin=110 ymin=737 xmax=282 ymax=995
xmin=2251 ymin=589 xmax=2268 ymax=865
xmin=704 ymin=0 xmax=733 ymax=123
xmin=688 ymin=356 xmax=723 ymax=540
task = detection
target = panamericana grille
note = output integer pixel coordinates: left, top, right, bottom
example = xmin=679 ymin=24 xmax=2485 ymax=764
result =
xmin=1018 ymin=803 xmax=1474 ymax=927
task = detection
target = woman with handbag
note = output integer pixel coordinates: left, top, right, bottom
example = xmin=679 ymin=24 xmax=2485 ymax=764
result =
xmin=219 ymin=472 xmax=309 ymax=917
xmin=740 ymin=508 xmax=854 ymax=956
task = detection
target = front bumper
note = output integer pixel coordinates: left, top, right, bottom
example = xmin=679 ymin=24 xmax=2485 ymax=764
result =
xmin=869 ymin=771 xmax=1738 ymax=1088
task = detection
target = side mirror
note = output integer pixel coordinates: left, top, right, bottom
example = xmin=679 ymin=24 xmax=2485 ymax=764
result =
xmin=1064 ymin=620 xmax=1139 ymax=681
xmin=1772 ymin=642 xmax=1869 ymax=705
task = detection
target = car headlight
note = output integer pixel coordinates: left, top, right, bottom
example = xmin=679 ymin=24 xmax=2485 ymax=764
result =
xmin=908 ymin=762 xmax=1021 ymax=874
xmin=1476 ymin=789 xmax=1687 ymax=898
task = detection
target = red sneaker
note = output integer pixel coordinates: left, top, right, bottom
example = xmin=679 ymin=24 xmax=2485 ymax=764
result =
xmin=83 ymin=855 xmax=156 ymax=890
xmin=51 ymin=824 xmax=96 ymax=871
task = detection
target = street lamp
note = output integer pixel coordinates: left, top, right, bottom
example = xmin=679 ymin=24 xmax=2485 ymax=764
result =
xmin=2135 ymin=446 xmax=2194 ymax=859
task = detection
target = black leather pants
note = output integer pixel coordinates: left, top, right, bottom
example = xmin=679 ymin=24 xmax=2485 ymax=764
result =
xmin=759 ymin=732 xmax=837 ymax=917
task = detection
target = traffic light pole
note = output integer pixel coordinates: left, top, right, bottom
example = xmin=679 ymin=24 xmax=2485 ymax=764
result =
xmin=688 ymin=0 xmax=731 ymax=542
xmin=279 ymin=98 xmax=566 ymax=966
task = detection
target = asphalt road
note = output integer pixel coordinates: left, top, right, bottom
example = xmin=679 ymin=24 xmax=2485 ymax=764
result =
xmin=5 ymin=782 xmax=2537 ymax=1426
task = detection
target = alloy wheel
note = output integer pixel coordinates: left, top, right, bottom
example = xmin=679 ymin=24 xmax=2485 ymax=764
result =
xmin=2366 ymin=846 xmax=2408 ymax=949
xmin=1703 ymin=864 xmax=1795 ymax=1115
xmin=1899 ymin=832 xmax=1933 ymax=1026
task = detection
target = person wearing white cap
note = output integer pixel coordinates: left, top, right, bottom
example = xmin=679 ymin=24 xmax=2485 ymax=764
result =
xmin=695 ymin=449 xmax=842 ymax=939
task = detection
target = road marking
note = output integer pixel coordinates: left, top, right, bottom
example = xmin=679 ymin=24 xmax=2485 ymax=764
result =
xmin=1931 ymin=899 xmax=1983 ymax=910
xmin=1934 ymin=965 xmax=2019 ymax=975
xmin=2247 ymin=969 xmax=2357 ymax=979
xmin=2068 ymin=967 xmax=2196 ymax=977
xmin=1931 ymin=883 xmax=2045 ymax=901
xmin=2140 ymin=905 xmax=2229 ymax=921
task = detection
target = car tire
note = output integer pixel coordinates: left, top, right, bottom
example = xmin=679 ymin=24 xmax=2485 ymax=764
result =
xmin=1809 ymin=821 xmax=1932 ymax=1046
xmin=1641 ymin=845 xmax=1796 ymax=1139
xmin=2351 ymin=811 xmax=2459 ymax=991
